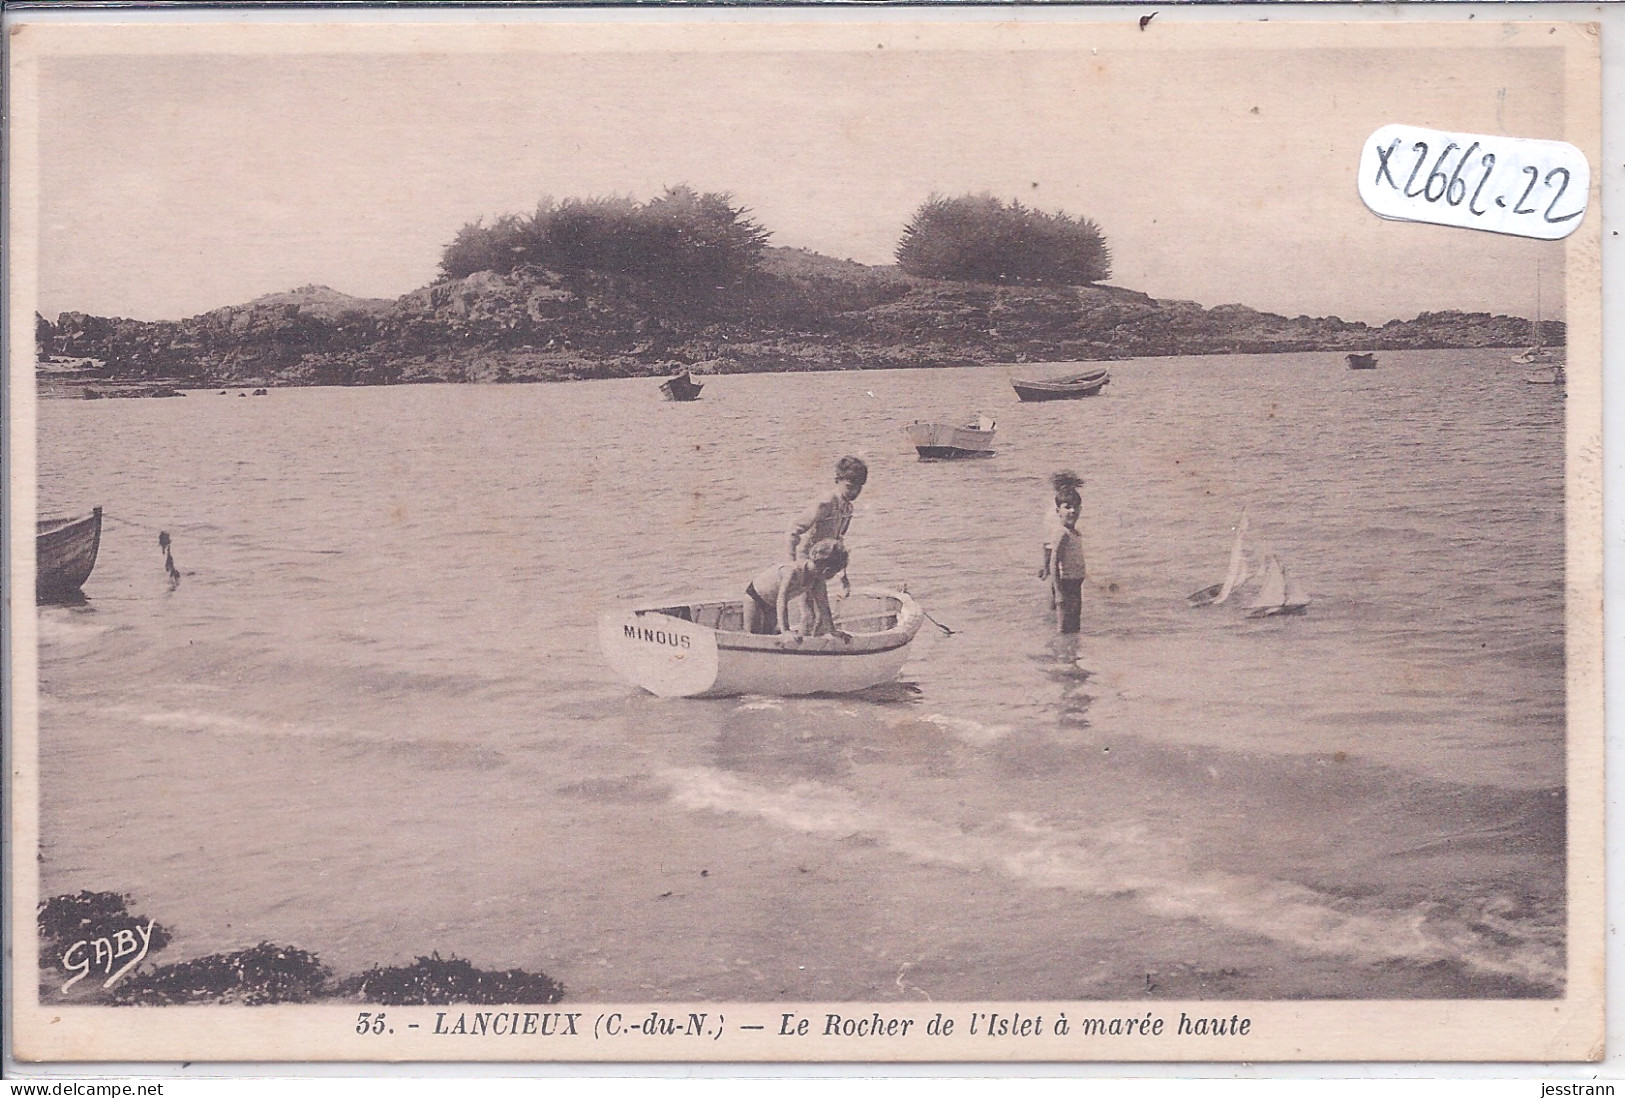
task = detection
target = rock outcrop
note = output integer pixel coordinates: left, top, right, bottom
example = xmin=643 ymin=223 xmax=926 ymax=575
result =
xmin=37 ymin=255 xmax=1559 ymax=390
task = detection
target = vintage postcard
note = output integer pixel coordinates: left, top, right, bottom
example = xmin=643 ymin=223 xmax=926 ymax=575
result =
xmin=3 ymin=11 xmax=1604 ymax=1065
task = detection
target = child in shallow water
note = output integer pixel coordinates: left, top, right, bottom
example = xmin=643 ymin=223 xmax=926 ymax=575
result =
xmin=1042 ymin=484 xmax=1087 ymax=635
xmin=1039 ymin=470 xmax=1083 ymax=608
xmin=745 ymin=539 xmax=851 ymax=640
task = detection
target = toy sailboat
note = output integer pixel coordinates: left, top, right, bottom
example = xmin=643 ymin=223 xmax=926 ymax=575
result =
xmin=1188 ymin=509 xmax=1310 ymax=617
xmin=1244 ymin=547 xmax=1310 ymax=618
xmin=1187 ymin=509 xmax=1250 ymax=607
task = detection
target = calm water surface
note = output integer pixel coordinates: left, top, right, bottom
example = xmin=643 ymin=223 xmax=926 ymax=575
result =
xmin=35 ymin=350 xmax=1565 ymax=1000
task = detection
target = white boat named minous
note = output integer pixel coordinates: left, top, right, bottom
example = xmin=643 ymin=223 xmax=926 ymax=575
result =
xmin=600 ymin=586 xmax=924 ymax=697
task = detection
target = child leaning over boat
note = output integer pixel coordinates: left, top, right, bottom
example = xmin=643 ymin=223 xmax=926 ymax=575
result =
xmin=1041 ymin=482 xmax=1088 ymax=635
xmin=788 ymin=455 xmax=867 ymax=596
xmin=745 ymin=539 xmax=852 ymax=641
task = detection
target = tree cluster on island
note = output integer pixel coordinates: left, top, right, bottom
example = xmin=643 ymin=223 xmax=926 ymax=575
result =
xmin=438 ymin=187 xmax=773 ymax=298
xmin=436 ymin=187 xmax=1112 ymax=295
xmin=895 ymin=194 xmax=1111 ymax=286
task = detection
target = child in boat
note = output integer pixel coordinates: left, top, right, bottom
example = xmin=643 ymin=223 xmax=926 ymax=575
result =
xmin=745 ymin=539 xmax=851 ymax=640
xmin=788 ymin=455 xmax=867 ymax=596
xmin=1042 ymin=483 xmax=1087 ymax=634
xmin=1038 ymin=470 xmax=1083 ymax=608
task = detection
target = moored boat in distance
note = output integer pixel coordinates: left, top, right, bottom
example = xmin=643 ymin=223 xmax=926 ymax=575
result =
xmin=1346 ymin=353 xmax=1378 ymax=370
xmin=1524 ymin=362 xmax=1565 ymax=387
xmin=599 ymin=586 xmax=924 ymax=698
xmin=659 ymin=370 xmax=704 ymax=402
xmin=1517 ymin=259 xmax=1561 ymax=381
xmin=1516 ymin=318 xmax=1563 ymax=386
xmin=1011 ymin=367 xmax=1110 ymax=402
xmin=905 ymin=413 xmax=996 ymax=459
xmin=37 ymin=507 xmax=102 ymax=602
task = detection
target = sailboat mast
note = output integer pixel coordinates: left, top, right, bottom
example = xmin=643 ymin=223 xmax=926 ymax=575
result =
xmin=1534 ymin=261 xmax=1542 ymax=351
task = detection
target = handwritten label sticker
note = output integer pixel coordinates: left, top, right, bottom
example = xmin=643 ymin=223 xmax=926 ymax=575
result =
xmin=1359 ymin=124 xmax=1589 ymax=239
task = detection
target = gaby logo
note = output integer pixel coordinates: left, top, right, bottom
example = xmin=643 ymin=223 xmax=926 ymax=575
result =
xmin=61 ymin=920 xmax=158 ymax=991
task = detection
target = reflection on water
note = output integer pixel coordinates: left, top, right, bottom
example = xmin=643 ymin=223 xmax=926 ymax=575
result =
xmin=1032 ymin=636 xmax=1096 ymax=727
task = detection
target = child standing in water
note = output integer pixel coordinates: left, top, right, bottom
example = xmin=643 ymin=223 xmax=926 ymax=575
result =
xmin=788 ymin=455 xmax=867 ymax=596
xmin=1039 ymin=470 xmax=1083 ymax=610
xmin=745 ymin=539 xmax=852 ymax=640
xmin=1041 ymin=483 xmax=1087 ymax=634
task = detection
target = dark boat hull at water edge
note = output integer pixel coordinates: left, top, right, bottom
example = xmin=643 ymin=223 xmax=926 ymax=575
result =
xmin=915 ymin=446 xmax=996 ymax=460
xmin=36 ymin=507 xmax=102 ymax=601
xmin=659 ymin=373 xmax=704 ymax=401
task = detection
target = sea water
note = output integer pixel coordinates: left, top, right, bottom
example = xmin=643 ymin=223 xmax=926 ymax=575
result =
xmin=31 ymin=350 xmax=1566 ymax=1000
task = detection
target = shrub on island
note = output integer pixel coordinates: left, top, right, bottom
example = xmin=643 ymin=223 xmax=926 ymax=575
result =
xmin=439 ymin=186 xmax=772 ymax=302
xmin=895 ymin=193 xmax=1112 ymax=286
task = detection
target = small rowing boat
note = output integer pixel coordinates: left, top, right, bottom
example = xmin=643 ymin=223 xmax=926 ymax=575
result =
xmin=1011 ymin=368 xmax=1110 ymax=402
xmin=37 ymin=507 xmax=102 ymax=601
xmin=1346 ymin=353 xmax=1378 ymax=370
xmin=600 ymin=586 xmax=924 ymax=697
xmin=659 ymin=370 xmax=704 ymax=402
xmin=904 ymin=413 xmax=996 ymax=459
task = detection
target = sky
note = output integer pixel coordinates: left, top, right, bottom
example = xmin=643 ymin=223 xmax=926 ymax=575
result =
xmin=20 ymin=19 xmax=1576 ymax=324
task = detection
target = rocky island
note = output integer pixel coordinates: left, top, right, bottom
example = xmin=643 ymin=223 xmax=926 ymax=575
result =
xmin=37 ymin=189 xmax=1559 ymax=392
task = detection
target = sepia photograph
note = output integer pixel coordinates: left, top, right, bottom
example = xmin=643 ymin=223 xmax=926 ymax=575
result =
xmin=4 ymin=11 xmax=1604 ymax=1064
